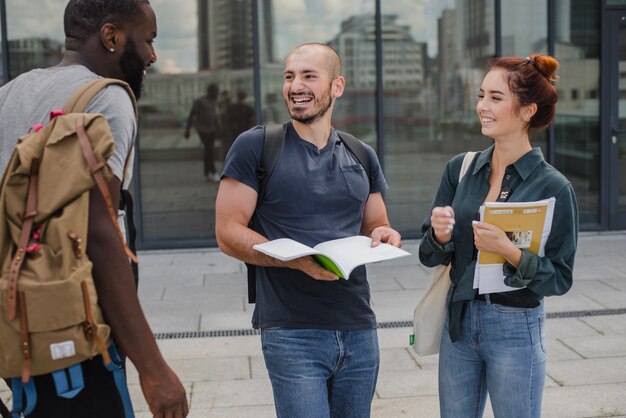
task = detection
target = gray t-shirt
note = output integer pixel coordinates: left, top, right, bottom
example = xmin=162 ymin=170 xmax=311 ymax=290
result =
xmin=222 ymin=122 xmax=388 ymax=330
xmin=0 ymin=65 xmax=136 ymax=187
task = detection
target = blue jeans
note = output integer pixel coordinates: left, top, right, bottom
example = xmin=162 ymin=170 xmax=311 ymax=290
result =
xmin=439 ymin=297 xmax=546 ymax=418
xmin=261 ymin=328 xmax=379 ymax=418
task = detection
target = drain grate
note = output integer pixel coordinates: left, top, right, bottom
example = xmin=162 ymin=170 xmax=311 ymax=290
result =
xmin=153 ymin=308 xmax=626 ymax=340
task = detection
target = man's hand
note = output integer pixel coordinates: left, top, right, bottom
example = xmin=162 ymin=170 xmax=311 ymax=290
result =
xmin=87 ymin=178 xmax=189 ymax=417
xmin=370 ymin=226 xmax=401 ymax=247
xmin=139 ymin=362 xmax=189 ymax=418
xmin=287 ymin=256 xmax=339 ymax=281
xmin=430 ymin=206 xmax=455 ymax=245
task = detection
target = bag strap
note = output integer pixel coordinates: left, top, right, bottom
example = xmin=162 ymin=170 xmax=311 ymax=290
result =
xmin=104 ymin=344 xmax=135 ymax=418
xmin=62 ymin=78 xmax=137 ymax=119
xmin=119 ymin=190 xmax=139 ymax=288
xmin=75 ymin=116 xmax=138 ymax=263
xmin=256 ymin=124 xmax=284 ymax=208
xmin=246 ymin=125 xmax=374 ymax=304
xmin=66 ymin=79 xmax=139 ymax=263
xmin=246 ymin=124 xmax=284 ymax=304
xmin=336 ymin=130 xmax=374 ymax=186
xmin=63 ymin=78 xmax=138 ymax=186
xmin=10 ymin=377 xmax=36 ymax=417
xmin=0 ymin=397 xmax=9 ymax=418
xmin=459 ymin=151 xmax=477 ymax=182
xmin=6 ymin=160 xmax=39 ymax=321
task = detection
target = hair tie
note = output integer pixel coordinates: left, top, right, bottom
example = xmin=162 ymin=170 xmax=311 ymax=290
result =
xmin=524 ymin=56 xmax=557 ymax=82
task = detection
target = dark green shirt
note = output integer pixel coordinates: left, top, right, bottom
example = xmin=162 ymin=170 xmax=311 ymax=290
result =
xmin=419 ymin=146 xmax=579 ymax=340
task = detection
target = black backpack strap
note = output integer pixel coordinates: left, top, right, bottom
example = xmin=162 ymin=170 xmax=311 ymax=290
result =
xmin=336 ymin=130 xmax=374 ymax=188
xmin=119 ymin=189 xmax=139 ymax=289
xmin=246 ymin=126 xmax=372 ymax=304
xmin=247 ymin=124 xmax=285 ymax=303
xmin=256 ymin=124 xmax=285 ymax=207
xmin=0 ymin=396 xmax=10 ymax=418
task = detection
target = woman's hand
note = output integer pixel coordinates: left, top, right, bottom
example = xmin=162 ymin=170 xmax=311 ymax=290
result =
xmin=430 ymin=206 xmax=455 ymax=245
xmin=472 ymin=221 xmax=522 ymax=267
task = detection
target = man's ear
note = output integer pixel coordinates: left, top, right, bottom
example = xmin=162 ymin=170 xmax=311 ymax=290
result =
xmin=333 ymin=75 xmax=345 ymax=99
xmin=100 ymin=23 xmax=123 ymax=52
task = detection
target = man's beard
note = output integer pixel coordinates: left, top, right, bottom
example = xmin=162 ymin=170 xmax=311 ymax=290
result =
xmin=120 ymin=38 xmax=145 ymax=100
xmin=288 ymin=87 xmax=332 ymax=124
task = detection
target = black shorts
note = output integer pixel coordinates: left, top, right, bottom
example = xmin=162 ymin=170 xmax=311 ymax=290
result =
xmin=26 ymin=355 xmax=125 ymax=418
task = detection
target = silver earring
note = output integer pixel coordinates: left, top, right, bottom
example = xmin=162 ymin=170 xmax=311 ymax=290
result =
xmin=110 ymin=48 xmax=115 ymax=52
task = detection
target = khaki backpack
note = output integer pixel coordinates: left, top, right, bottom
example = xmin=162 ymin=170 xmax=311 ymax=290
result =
xmin=0 ymin=79 xmax=138 ymax=383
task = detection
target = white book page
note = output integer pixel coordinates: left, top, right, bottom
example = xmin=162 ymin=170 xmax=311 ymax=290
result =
xmin=253 ymin=238 xmax=319 ymax=261
xmin=537 ymin=197 xmax=555 ymax=257
xmin=477 ymin=265 xmax=518 ymax=294
xmin=314 ymin=236 xmax=411 ymax=278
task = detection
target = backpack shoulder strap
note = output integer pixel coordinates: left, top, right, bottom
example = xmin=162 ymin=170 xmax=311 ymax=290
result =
xmin=336 ymin=130 xmax=374 ymax=187
xmin=257 ymin=124 xmax=284 ymax=208
xmin=63 ymin=78 xmax=138 ymax=185
xmin=247 ymin=124 xmax=284 ymax=304
xmin=62 ymin=78 xmax=137 ymax=119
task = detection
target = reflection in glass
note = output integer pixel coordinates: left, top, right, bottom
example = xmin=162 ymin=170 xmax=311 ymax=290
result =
xmin=5 ymin=1 xmax=65 ymax=80
xmin=554 ymin=0 xmax=600 ymax=224
xmin=381 ymin=0 xmax=495 ymax=234
xmin=501 ymin=0 xmax=547 ymax=159
xmin=501 ymin=0 xmax=547 ymax=56
xmin=138 ymin=0 xmax=256 ymax=243
xmin=262 ymin=1 xmax=375 ymax=135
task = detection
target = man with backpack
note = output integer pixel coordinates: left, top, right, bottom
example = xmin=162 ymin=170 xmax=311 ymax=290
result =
xmin=215 ymin=43 xmax=402 ymax=418
xmin=0 ymin=1 xmax=188 ymax=417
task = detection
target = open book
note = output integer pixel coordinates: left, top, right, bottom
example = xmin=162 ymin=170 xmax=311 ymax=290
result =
xmin=253 ymin=235 xmax=411 ymax=279
xmin=474 ymin=198 xmax=555 ymax=294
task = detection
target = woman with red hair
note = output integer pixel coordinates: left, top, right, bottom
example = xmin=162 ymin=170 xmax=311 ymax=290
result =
xmin=419 ymin=55 xmax=578 ymax=418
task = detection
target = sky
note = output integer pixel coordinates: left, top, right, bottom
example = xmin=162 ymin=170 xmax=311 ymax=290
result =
xmin=5 ymin=0 xmax=455 ymax=74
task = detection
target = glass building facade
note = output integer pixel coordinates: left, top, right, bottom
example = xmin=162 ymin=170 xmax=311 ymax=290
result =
xmin=1 ymin=0 xmax=624 ymax=249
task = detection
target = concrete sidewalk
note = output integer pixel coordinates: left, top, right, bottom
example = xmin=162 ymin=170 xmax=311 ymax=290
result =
xmin=2 ymin=233 xmax=625 ymax=417
xmin=126 ymin=232 xmax=626 ymax=418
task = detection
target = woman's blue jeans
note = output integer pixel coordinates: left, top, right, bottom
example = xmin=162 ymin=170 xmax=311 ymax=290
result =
xmin=439 ymin=297 xmax=546 ymax=418
xmin=261 ymin=328 xmax=379 ymax=418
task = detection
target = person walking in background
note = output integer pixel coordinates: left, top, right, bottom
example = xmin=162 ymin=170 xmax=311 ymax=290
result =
xmin=214 ymin=43 xmax=401 ymax=417
xmin=185 ymin=83 xmax=221 ymax=182
xmin=217 ymin=90 xmax=232 ymax=158
xmin=419 ymin=54 xmax=578 ymax=418
xmin=0 ymin=0 xmax=188 ymax=416
xmin=262 ymin=92 xmax=281 ymax=124
xmin=223 ymin=89 xmax=255 ymax=158
xmin=218 ymin=89 xmax=232 ymax=123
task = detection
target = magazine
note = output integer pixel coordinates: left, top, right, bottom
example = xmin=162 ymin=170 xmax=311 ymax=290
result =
xmin=474 ymin=198 xmax=555 ymax=294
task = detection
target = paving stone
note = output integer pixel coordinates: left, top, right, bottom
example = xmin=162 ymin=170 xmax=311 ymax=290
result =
xmin=580 ymin=314 xmax=626 ymax=335
xmin=559 ymin=335 xmax=626 ymax=358
xmin=190 ymin=380 xmax=274 ymax=408
xmin=541 ymin=384 xmax=626 ymax=418
xmin=545 ymin=317 xmax=601 ymax=339
xmin=548 ymin=357 xmax=626 ymax=386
